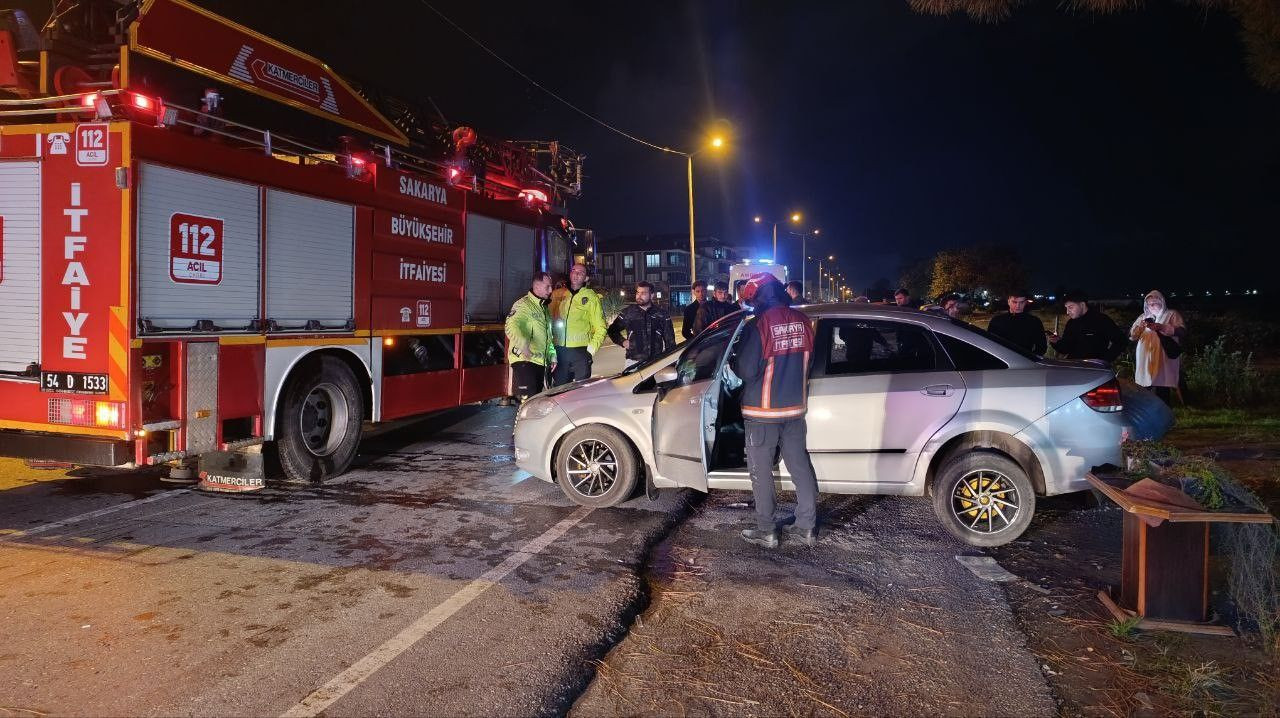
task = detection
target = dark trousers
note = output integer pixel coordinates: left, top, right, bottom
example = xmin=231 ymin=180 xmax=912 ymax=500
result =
xmin=511 ymin=361 xmax=546 ymax=401
xmin=744 ymin=417 xmax=818 ymax=532
xmin=551 ymin=346 xmax=592 ymax=386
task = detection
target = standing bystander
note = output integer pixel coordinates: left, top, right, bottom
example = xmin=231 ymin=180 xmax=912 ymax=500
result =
xmin=681 ymin=280 xmax=707 ymax=340
xmin=1130 ymin=290 xmax=1186 ymax=404
xmin=694 ymin=281 xmax=736 ymax=334
xmin=608 ymin=282 xmax=676 ymax=369
xmin=1048 ymin=291 xmax=1128 ymax=362
xmin=988 ymin=290 xmax=1047 ymax=355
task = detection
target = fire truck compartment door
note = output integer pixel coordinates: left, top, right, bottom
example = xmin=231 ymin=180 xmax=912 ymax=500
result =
xmin=502 ymin=224 xmax=535 ymax=311
xmin=0 ymin=161 xmax=41 ymax=372
xmin=136 ymin=163 xmax=261 ymax=331
xmin=464 ymin=215 xmax=502 ymax=324
xmin=265 ymin=189 xmax=354 ymax=330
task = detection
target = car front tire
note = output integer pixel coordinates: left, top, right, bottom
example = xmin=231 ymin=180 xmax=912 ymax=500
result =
xmin=554 ymin=425 xmax=639 ymax=508
xmin=931 ymin=451 xmax=1035 ymax=547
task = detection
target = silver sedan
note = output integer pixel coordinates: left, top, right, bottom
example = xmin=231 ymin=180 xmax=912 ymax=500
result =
xmin=514 ymin=304 xmax=1146 ymax=546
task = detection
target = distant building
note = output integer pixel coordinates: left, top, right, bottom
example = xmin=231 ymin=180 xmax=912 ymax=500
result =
xmin=593 ymin=234 xmax=748 ymax=306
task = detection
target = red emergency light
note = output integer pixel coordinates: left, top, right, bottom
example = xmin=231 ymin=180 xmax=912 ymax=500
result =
xmin=131 ymin=93 xmax=155 ymax=110
xmin=518 ymin=188 xmax=549 ymax=206
xmin=80 ymin=92 xmax=98 ymax=107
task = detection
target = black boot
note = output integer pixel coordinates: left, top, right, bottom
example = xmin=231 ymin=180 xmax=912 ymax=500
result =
xmin=784 ymin=524 xmax=818 ymax=546
xmin=740 ymin=528 xmax=779 ymax=549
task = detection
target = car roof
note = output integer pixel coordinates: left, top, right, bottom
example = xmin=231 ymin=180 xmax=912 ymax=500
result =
xmin=790 ymin=303 xmax=1040 ymax=366
xmin=797 ymin=302 xmax=951 ymax=325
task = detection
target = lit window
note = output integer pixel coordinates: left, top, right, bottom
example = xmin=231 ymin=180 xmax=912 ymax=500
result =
xmin=645 ymin=253 xmax=661 ymax=268
xmin=668 ymin=252 xmax=683 ymax=266
xmin=623 ymin=255 xmax=634 ymax=269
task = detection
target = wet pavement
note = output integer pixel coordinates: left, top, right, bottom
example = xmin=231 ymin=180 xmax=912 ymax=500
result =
xmin=1 ymin=343 xmax=1059 ymax=716
xmin=0 ymin=404 xmax=691 ymax=717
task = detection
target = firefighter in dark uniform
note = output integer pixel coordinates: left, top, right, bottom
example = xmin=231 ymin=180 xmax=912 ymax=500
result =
xmin=731 ymin=273 xmax=820 ymax=548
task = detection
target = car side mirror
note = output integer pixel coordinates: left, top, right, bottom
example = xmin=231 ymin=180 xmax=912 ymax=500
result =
xmin=654 ymin=366 xmax=679 ymax=385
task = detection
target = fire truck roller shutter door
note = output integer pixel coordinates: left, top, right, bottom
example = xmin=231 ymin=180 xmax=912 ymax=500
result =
xmin=0 ymin=161 xmax=41 ymax=372
xmin=502 ymin=224 xmax=536 ymax=312
xmin=265 ymin=189 xmax=354 ymax=330
xmin=136 ymin=163 xmax=260 ymax=331
xmin=464 ymin=215 xmax=502 ymax=323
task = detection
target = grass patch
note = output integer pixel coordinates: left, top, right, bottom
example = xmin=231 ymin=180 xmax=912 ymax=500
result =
xmin=1107 ymin=615 xmax=1142 ymax=640
xmin=1172 ymin=407 xmax=1280 ymax=434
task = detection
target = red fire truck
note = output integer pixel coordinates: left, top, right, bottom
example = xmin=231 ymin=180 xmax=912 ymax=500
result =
xmin=0 ymin=0 xmax=585 ymax=489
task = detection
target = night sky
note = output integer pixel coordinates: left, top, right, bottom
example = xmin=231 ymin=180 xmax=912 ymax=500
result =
xmin=22 ymin=1 xmax=1279 ymax=296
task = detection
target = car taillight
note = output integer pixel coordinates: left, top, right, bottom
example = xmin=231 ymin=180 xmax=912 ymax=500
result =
xmin=48 ymin=399 xmax=126 ymax=429
xmin=1080 ymin=379 xmax=1123 ymax=413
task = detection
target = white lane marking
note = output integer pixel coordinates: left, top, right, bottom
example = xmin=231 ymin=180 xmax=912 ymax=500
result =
xmin=281 ymin=505 xmax=594 ymax=718
xmin=0 ymin=489 xmax=189 ymax=545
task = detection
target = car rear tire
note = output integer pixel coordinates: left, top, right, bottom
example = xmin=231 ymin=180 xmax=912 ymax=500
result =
xmin=931 ymin=451 xmax=1035 ymax=547
xmin=555 ymin=425 xmax=638 ymax=508
xmin=276 ymin=355 xmax=363 ymax=484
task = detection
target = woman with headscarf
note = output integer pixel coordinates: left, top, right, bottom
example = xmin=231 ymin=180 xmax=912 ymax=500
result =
xmin=1130 ymin=290 xmax=1186 ymax=404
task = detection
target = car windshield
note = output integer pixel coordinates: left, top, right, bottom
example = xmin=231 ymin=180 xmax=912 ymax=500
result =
xmin=620 ymin=340 xmax=684 ymax=375
xmin=948 ymin=318 xmax=1042 ymax=361
xmin=620 ymin=310 xmax=747 ymax=376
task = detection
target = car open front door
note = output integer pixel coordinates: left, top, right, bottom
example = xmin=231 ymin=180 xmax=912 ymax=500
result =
xmin=651 ymin=317 xmax=744 ymax=492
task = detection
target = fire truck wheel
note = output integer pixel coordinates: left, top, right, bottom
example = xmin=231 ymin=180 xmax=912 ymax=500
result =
xmin=276 ymin=355 xmax=364 ymax=483
xmin=554 ymin=425 xmax=639 ymax=508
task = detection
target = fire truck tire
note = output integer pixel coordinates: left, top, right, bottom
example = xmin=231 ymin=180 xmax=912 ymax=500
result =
xmin=276 ymin=355 xmax=364 ymax=484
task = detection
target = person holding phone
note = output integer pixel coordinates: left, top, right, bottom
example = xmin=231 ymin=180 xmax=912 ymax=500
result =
xmin=1048 ymin=291 xmax=1128 ymax=362
xmin=1130 ymin=290 xmax=1186 ymax=404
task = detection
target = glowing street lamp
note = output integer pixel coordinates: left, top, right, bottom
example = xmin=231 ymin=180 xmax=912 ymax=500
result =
xmin=683 ymin=134 xmax=728 ymax=285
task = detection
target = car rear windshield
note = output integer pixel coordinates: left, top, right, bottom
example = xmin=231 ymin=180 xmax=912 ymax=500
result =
xmin=948 ymin=318 xmax=1042 ymax=362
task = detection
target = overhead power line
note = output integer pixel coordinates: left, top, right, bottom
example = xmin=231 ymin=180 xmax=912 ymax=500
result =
xmin=418 ymin=0 xmax=686 ymax=155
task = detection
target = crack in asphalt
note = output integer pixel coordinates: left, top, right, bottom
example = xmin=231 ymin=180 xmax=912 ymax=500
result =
xmin=541 ymin=489 xmax=705 ymax=718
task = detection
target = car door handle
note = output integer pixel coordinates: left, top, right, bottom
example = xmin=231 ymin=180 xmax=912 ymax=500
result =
xmin=922 ymin=384 xmax=954 ymax=397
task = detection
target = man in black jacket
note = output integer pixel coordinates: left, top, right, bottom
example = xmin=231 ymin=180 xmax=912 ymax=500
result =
xmin=693 ymin=281 xmax=735 ymax=334
xmin=988 ymin=289 xmax=1047 ymax=355
xmin=681 ymin=280 xmax=706 ymax=340
xmin=1049 ymin=291 xmax=1128 ymax=362
xmin=608 ymin=281 xmax=676 ymax=368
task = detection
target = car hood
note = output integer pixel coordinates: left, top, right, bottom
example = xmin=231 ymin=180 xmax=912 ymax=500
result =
xmin=539 ymin=376 xmax=615 ymax=398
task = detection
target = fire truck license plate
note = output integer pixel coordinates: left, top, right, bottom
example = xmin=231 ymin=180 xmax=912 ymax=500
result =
xmin=41 ymin=371 xmax=109 ymax=395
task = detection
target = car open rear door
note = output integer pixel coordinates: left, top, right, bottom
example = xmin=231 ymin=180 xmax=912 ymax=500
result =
xmin=651 ymin=317 xmax=744 ymax=491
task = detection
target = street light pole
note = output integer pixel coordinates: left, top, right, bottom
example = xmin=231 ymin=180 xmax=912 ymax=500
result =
xmin=687 ymin=154 xmax=696 ymax=285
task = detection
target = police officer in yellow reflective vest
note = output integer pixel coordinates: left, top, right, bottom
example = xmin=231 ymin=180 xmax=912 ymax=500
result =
xmin=549 ymin=263 xmax=607 ymax=385
xmin=504 ymin=271 xmax=557 ymax=401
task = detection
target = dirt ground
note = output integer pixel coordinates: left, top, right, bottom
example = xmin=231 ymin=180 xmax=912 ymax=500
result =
xmin=993 ymin=499 xmax=1278 ymax=717
xmin=571 ymin=407 xmax=1280 ymax=717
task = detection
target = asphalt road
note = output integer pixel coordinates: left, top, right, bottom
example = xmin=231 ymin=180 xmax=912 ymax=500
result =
xmin=0 ymin=393 xmax=691 ymax=717
xmin=0 ymin=344 xmax=1056 ymax=716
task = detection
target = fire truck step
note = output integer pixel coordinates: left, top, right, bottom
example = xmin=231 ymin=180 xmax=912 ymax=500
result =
xmin=220 ymin=437 xmax=265 ymax=451
xmin=144 ymin=450 xmax=189 ymax=465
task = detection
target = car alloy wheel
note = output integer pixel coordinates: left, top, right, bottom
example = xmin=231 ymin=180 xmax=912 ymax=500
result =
xmin=564 ymin=438 xmax=618 ymax=497
xmin=950 ymin=469 xmax=1020 ymax=535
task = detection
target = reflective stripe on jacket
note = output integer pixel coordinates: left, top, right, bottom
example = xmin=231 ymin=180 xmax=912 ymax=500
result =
xmin=505 ymin=292 xmax=556 ymax=367
xmin=733 ymin=306 xmax=814 ymax=422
